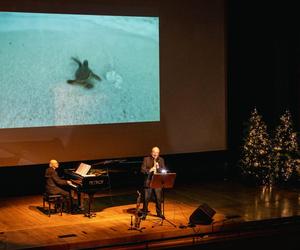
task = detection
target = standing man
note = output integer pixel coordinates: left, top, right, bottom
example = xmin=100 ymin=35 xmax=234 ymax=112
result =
xmin=141 ymin=146 xmax=166 ymax=219
xmin=45 ymin=159 xmax=72 ymax=210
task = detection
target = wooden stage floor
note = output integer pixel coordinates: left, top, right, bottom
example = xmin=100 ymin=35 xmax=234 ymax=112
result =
xmin=1 ymin=181 xmax=300 ymax=249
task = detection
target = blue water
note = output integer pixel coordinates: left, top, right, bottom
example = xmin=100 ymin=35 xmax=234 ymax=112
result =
xmin=0 ymin=12 xmax=159 ymax=128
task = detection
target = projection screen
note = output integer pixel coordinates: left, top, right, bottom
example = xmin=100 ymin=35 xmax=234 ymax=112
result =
xmin=0 ymin=0 xmax=226 ymax=167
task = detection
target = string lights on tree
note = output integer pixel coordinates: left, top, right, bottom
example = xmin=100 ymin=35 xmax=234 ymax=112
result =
xmin=240 ymin=108 xmax=273 ymax=185
xmin=273 ymin=110 xmax=300 ymax=183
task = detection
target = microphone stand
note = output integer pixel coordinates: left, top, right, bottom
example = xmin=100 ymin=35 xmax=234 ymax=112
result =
xmin=150 ymin=170 xmax=177 ymax=228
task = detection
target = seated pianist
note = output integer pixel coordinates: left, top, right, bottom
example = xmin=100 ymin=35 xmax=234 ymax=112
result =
xmin=45 ymin=159 xmax=73 ymax=211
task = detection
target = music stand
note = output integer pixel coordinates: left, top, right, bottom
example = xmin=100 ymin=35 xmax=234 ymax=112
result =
xmin=150 ymin=173 xmax=176 ymax=227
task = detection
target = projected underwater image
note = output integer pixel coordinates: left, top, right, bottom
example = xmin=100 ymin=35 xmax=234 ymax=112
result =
xmin=0 ymin=12 xmax=159 ymax=128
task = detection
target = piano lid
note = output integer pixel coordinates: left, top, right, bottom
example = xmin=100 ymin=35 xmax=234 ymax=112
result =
xmin=92 ymin=159 xmax=126 ymax=166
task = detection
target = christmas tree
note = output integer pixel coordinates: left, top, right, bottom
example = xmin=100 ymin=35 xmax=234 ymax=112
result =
xmin=240 ymin=109 xmax=273 ymax=185
xmin=273 ymin=110 xmax=300 ymax=183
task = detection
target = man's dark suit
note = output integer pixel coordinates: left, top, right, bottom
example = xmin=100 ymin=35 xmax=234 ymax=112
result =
xmin=141 ymin=156 xmax=165 ymax=217
xmin=45 ymin=167 xmax=69 ymax=196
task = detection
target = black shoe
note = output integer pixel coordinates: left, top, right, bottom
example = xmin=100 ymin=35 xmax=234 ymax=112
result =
xmin=157 ymin=214 xmax=165 ymax=219
xmin=141 ymin=214 xmax=147 ymax=220
xmin=71 ymin=206 xmax=84 ymax=214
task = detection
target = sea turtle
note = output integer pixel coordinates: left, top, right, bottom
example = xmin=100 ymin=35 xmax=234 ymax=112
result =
xmin=67 ymin=57 xmax=101 ymax=89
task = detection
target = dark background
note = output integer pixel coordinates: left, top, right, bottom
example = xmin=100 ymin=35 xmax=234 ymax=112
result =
xmin=228 ymin=1 xmax=300 ymax=167
xmin=1 ymin=1 xmax=300 ymax=196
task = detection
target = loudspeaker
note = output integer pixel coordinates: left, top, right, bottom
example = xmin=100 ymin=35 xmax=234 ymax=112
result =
xmin=189 ymin=203 xmax=216 ymax=225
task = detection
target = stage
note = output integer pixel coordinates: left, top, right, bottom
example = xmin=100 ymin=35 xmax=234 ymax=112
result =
xmin=1 ymin=181 xmax=300 ymax=249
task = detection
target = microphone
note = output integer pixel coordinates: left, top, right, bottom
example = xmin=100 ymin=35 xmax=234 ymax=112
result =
xmin=151 ymin=158 xmax=159 ymax=174
xmin=155 ymin=158 xmax=159 ymax=172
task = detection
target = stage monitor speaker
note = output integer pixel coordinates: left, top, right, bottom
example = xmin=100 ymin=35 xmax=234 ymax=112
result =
xmin=189 ymin=203 xmax=216 ymax=225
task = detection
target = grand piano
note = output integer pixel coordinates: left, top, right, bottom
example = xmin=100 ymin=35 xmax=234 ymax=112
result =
xmin=64 ymin=159 xmax=141 ymax=217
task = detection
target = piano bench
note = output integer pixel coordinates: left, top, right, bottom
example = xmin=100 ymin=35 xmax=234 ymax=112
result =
xmin=43 ymin=193 xmax=63 ymax=217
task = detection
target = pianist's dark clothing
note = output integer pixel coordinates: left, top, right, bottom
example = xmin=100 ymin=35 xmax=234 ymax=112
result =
xmin=141 ymin=156 xmax=165 ymax=217
xmin=45 ymin=167 xmax=69 ymax=196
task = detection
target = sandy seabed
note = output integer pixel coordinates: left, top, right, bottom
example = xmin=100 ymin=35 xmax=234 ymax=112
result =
xmin=0 ymin=14 xmax=159 ymax=128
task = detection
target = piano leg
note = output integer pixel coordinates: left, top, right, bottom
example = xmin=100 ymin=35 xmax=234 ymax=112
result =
xmin=77 ymin=191 xmax=82 ymax=208
xmin=85 ymin=193 xmax=96 ymax=218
